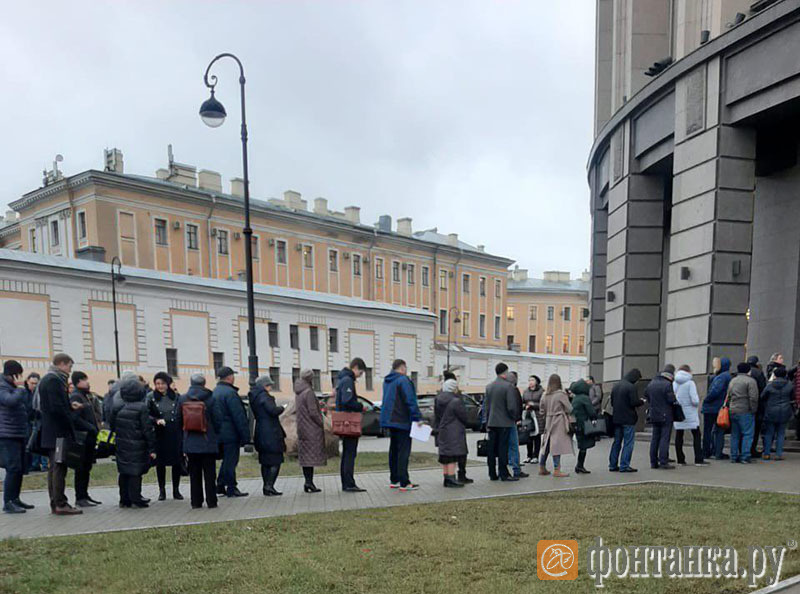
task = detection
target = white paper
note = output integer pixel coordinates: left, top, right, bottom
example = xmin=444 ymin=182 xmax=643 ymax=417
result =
xmin=410 ymin=422 xmax=432 ymax=442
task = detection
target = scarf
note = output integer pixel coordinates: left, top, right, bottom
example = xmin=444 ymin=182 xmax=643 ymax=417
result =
xmin=32 ymin=365 xmax=69 ymax=412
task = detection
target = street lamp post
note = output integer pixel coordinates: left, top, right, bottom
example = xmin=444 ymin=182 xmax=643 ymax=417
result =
xmin=110 ymin=256 xmax=125 ymax=379
xmin=200 ymin=53 xmax=258 ymax=387
xmin=445 ymin=306 xmax=461 ymax=373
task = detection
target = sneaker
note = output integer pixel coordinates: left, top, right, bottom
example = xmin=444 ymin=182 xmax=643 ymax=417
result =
xmin=3 ymin=502 xmax=26 ymax=514
xmin=658 ymin=464 xmax=676 ymax=470
xmin=531 ymin=457 xmax=539 ymax=464
xmin=516 ymin=471 xmax=530 ymax=478
xmin=389 ymin=483 xmax=400 ymax=489
xmin=619 ymin=467 xmax=638 ymax=473
xmin=694 ymin=462 xmax=710 ymax=466
xmin=13 ymin=499 xmax=34 ymax=510
xmin=399 ymin=483 xmax=419 ymax=491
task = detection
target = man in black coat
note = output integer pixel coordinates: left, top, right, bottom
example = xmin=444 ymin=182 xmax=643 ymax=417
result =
xmin=335 ymin=357 xmax=367 ymax=493
xmin=38 ymin=353 xmax=82 ymax=515
xmin=608 ymin=368 xmax=643 ymax=473
xmin=69 ymin=371 xmax=102 ymax=507
xmin=213 ymin=367 xmax=250 ymax=497
xmin=645 ymin=365 xmax=677 ymax=470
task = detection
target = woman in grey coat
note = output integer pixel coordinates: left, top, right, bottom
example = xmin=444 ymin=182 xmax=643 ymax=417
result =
xmin=294 ymin=369 xmax=325 ymax=493
xmin=434 ymin=378 xmax=467 ymax=488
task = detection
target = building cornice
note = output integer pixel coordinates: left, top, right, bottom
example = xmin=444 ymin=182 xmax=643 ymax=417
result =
xmin=0 ymin=223 xmax=20 ymax=239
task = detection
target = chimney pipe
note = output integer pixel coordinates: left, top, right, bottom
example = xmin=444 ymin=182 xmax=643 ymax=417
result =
xmin=314 ymin=197 xmax=328 ymax=215
xmin=447 ymin=233 xmax=458 ymax=247
xmin=344 ymin=206 xmax=360 ymax=224
xmin=230 ymin=178 xmax=245 ymax=197
xmin=377 ymin=215 xmax=392 ymax=232
xmin=397 ymin=217 xmax=412 ymax=236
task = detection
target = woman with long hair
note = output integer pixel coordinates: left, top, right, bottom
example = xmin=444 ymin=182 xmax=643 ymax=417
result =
xmin=538 ymin=374 xmax=573 ymax=478
xmin=522 ymin=375 xmax=543 ymax=464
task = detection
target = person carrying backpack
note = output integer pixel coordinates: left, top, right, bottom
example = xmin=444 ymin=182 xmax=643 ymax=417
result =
xmin=177 ymin=374 xmax=221 ymax=509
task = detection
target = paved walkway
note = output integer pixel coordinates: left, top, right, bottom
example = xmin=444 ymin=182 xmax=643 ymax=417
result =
xmin=2 ymin=438 xmax=797 ymax=541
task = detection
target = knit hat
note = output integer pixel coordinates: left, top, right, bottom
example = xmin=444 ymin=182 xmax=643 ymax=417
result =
xmin=746 ymin=355 xmax=759 ymax=366
xmin=216 ymin=366 xmax=235 ymax=379
xmin=737 ymin=362 xmax=751 ymax=374
xmin=3 ymin=360 xmax=22 ymax=377
xmin=443 ymin=379 xmax=458 ymax=393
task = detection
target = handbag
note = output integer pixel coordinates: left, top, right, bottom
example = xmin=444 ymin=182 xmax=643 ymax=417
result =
xmin=672 ymin=402 xmax=686 ymax=423
xmin=518 ymin=419 xmax=533 ymax=444
xmin=330 ymin=411 xmax=362 ymax=438
xmin=583 ymin=418 xmax=607 ymax=437
xmin=54 ymin=433 xmax=86 ymax=469
xmin=476 ymin=437 xmax=489 ymax=457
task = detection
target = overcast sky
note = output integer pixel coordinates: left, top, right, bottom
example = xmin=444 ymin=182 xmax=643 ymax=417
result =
xmin=0 ymin=1 xmax=595 ymax=278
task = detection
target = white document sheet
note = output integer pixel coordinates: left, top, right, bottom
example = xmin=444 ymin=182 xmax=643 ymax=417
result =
xmin=410 ymin=422 xmax=432 ymax=442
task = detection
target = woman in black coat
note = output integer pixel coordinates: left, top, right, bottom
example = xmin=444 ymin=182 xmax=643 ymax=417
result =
xmin=110 ymin=377 xmax=156 ymax=508
xmin=251 ymin=375 xmax=286 ymax=496
xmin=434 ymin=378 xmax=468 ymax=488
xmin=149 ymin=371 xmax=183 ymax=501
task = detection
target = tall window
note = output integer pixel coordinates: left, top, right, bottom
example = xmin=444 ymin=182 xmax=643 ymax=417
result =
xmin=479 ymin=314 xmax=486 ymax=338
xmin=439 ymin=270 xmax=448 ymax=290
xmin=310 ymin=326 xmax=319 ymax=351
xmin=411 ymin=371 xmax=418 ymax=389
xmin=528 ymin=335 xmax=536 ymax=352
xmin=166 ymin=348 xmax=178 ymax=377
xmin=329 ymin=328 xmax=338 ymax=353
xmin=392 ymin=261 xmax=400 ymax=283
xmin=353 ymin=254 xmax=362 ymax=276
xmin=269 ymin=366 xmax=281 ymax=391
xmin=506 ymin=306 xmax=515 ymax=320
xmin=312 ymin=369 xmax=322 ymax=392
xmin=186 ymin=224 xmax=198 ymax=250
xmin=77 ymin=212 xmax=87 ymax=240
xmin=422 ymin=266 xmax=429 ymax=287
xmin=292 ymin=368 xmax=300 ymax=384
xmin=213 ymin=352 xmax=225 ymax=373
xmin=479 ymin=276 xmax=486 ymax=297
xmin=155 ymin=219 xmax=168 ymax=246
xmin=217 ymin=230 xmax=229 ymax=255
xmin=289 ymin=325 xmax=299 ymax=349
xmin=581 ymin=307 xmax=589 ymax=321
xmin=546 ymin=335 xmax=554 ymax=353
xmin=578 ymin=335 xmax=585 ymax=354
xmin=563 ymin=306 xmax=571 ymax=321
xmin=50 ymin=220 xmax=60 ymax=247
xmin=329 ymin=249 xmax=338 ymax=272
xmin=494 ymin=315 xmax=501 ymax=339
xmin=276 ymin=240 xmax=287 ymax=264
xmin=439 ymin=309 xmax=448 ymax=335
xmin=562 ymin=335 xmax=570 ymax=354
xmin=303 ymin=245 xmax=313 ymax=268
xmin=495 ymin=279 xmax=501 ymax=298
xmin=507 ymin=335 xmax=514 ymax=348
xmin=407 ymin=263 xmax=415 ymax=285
xmin=461 ymin=312 xmax=470 ymax=337
xmin=251 ymin=235 xmax=259 ymax=259
xmin=529 ymin=305 xmax=537 ymax=320
xmin=268 ymin=322 xmax=279 ymax=347
xmin=547 ymin=306 xmax=554 ymax=321
xmin=375 ymin=258 xmax=384 ymax=279
xmin=29 ymin=228 xmax=37 ymax=253
xmin=365 ymin=368 xmax=373 ymax=391
xmin=462 ymin=273 xmax=470 ymax=294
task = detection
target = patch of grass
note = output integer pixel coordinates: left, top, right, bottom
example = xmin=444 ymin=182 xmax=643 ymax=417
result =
xmin=10 ymin=451 xmax=446 ymax=492
xmin=0 ymin=484 xmax=797 ymax=593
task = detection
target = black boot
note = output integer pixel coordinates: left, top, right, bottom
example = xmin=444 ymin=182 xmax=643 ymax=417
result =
xmin=457 ymin=472 xmax=474 ymax=484
xmin=443 ymin=475 xmax=464 ymax=488
xmin=158 ymin=489 xmax=166 ymax=501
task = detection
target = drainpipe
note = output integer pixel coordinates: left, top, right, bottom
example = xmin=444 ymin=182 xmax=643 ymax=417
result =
xmin=367 ymin=227 xmax=378 ymax=301
xmin=206 ymin=195 xmax=217 ymax=277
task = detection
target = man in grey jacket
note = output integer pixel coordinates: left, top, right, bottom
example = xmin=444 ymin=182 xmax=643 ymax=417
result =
xmin=483 ymin=363 xmax=519 ymax=482
xmin=727 ymin=362 xmax=759 ymax=463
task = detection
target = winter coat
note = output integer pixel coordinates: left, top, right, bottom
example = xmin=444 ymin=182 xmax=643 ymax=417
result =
xmin=762 ymin=378 xmax=796 ymax=424
xmin=672 ymin=370 xmax=700 ymax=430
xmin=611 ymin=369 xmax=643 ymax=427
xmin=727 ymin=374 xmax=759 ymax=416
xmin=149 ymin=389 xmax=183 ymax=466
xmin=39 ymin=370 xmax=75 ymax=449
xmin=0 ymin=376 xmax=28 ymax=439
xmin=251 ymin=384 xmax=286 ymax=466
xmin=295 ymin=379 xmax=326 ymax=467
xmin=212 ymin=381 xmax=250 ymax=446
xmin=570 ymin=380 xmax=597 ymax=451
xmin=750 ymin=366 xmax=767 ymax=400
xmin=589 ymin=384 xmax=603 ymax=413
xmin=69 ymin=388 xmax=101 ymax=465
xmin=380 ymin=371 xmax=422 ymax=431
xmin=522 ymin=386 xmax=545 ymax=431
xmin=433 ymin=390 xmax=468 ymax=457
xmin=644 ymin=374 xmax=676 ymax=424
xmin=176 ymin=386 xmax=220 ymax=455
xmin=702 ymin=358 xmax=731 ymax=414
xmin=483 ymin=376 xmax=519 ymax=428
xmin=335 ymin=368 xmax=363 ymax=412
xmin=110 ymin=379 xmax=156 ymax=476
xmin=541 ymin=390 xmax=573 ymax=457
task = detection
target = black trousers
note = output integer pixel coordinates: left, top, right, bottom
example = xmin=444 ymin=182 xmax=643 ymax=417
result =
xmin=650 ymin=422 xmax=672 ymax=467
xmin=388 ymin=428 xmax=412 ymax=486
xmin=340 ymin=436 xmax=359 ymax=489
xmin=217 ymin=442 xmax=240 ymax=494
xmin=577 ymin=449 xmax=587 ymax=468
xmin=675 ymin=428 xmax=703 ymax=464
xmin=457 ymin=455 xmax=469 ymax=479
xmin=261 ymin=464 xmax=281 ymax=489
xmin=526 ymin=434 xmax=542 ymax=459
xmin=156 ymin=463 xmax=182 ymax=494
xmin=751 ymin=412 xmax=764 ymax=456
xmin=74 ymin=463 xmax=93 ymax=500
xmin=487 ymin=427 xmax=511 ymax=479
xmin=187 ymin=453 xmax=217 ymax=507
xmin=118 ymin=473 xmax=143 ymax=505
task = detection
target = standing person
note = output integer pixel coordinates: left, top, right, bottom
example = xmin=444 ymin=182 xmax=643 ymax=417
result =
xmin=250 ymin=375 xmax=286 ymax=496
xmin=506 ymin=372 xmax=528 ymax=479
xmin=69 ymin=371 xmax=103 ymax=507
xmin=761 ymin=366 xmax=794 ymax=461
xmin=608 ymin=368 xmax=643 ymax=473
xmin=110 ymin=376 xmax=156 ymax=508
xmin=673 ymin=365 xmax=705 ymax=466
xmin=747 ymin=356 xmax=767 ymax=459
xmin=213 ymin=367 xmax=249 ymax=498
xmin=645 ymin=365 xmax=677 ymax=470
xmin=39 ymin=353 xmax=82 ymax=515
xmin=334 ymin=357 xmax=367 ymax=493
xmin=177 ymin=374 xmax=220 ymax=509
xmin=794 ymin=360 xmax=800 ymax=441
xmin=149 ymin=372 xmax=184 ymax=501
xmin=766 ymin=353 xmax=785 ymax=380
xmin=727 ymin=362 xmax=759 ymax=463
xmin=587 ymin=376 xmax=603 ymax=415
xmin=570 ymin=379 xmax=597 ymax=474
xmin=434 ymin=377 xmax=467 ymax=488
xmin=600 ymin=379 xmax=615 ymax=438
xmin=482 ymin=363 xmax=518 ymax=482
xmin=380 ymin=359 xmax=423 ymax=491
xmin=443 ymin=371 xmax=474 ymax=484
xmin=522 ymin=375 xmax=544 ymax=464
xmin=702 ymin=357 xmax=731 ymax=460
xmin=295 ymin=369 xmax=326 ymax=493
xmin=538 ymin=374 xmax=573 ymax=477
xmin=0 ymin=360 xmax=33 ymax=513
xmin=708 ymin=357 xmax=721 ymax=392
xmin=22 ymin=373 xmax=45 ymax=473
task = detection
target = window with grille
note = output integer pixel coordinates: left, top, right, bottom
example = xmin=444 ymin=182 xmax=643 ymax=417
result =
xmin=217 ymin=230 xmax=228 ymax=254
xmin=547 ymin=306 xmax=554 ymax=321
xmin=353 ymin=254 xmax=362 ymax=276
xmin=422 ymin=266 xmax=429 ymax=287
xmin=479 ymin=277 xmax=486 ymax=297
xmin=276 ymin=240 xmax=287 ymax=264
xmin=563 ymin=306 xmax=571 ymax=321
xmin=407 ymin=263 xmax=415 ymax=285
xmin=269 ymin=366 xmax=281 ymax=391
xmin=213 ymin=352 xmax=225 ymax=373
xmin=268 ymin=322 xmax=279 ymax=347
xmin=290 ymin=325 xmax=299 ymax=349
xmin=155 ymin=219 xmax=168 ymax=246
xmin=186 ymin=224 xmax=198 ymax=250
xmin=166 ymin=348 xmax=178 ymax=378
xmin=303 ymin=245 xmax=313 ymax=268
xmin=312 ymin=369 xmax=322 ymax=392
xmin=329 ymin=328 xmax=338 ymax=353
xmin=462 ymin=274 xmax=470 ymax=294
xmin=392 ymin=262 xmax=400 ymax=282
xmin=310 ymin=326 xmax=319 ymax=351
xmin=529 ymin=306 xmax=537 ymax=320
xmin=375 ymin=258 xmax=384 ymax=279
xmin=329 ymin=250 xmax=338 ymax=272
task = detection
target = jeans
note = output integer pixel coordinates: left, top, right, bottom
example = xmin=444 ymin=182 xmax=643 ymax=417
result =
xmin=675 ymin=428 xmax=703 ymax=464
xmin=487 ymin=427 xmax=511 ymax=479
xmin=0 ymin=438 xmax=24 ymax=505
xmin=118 ymin=473 xmax=143 ymax=505
xmin=340 ymin=436 xmax=359 ymax=489
xmin=29 ymin=453 xmax=48 ymax=471
xmin=730 ymin=413 xmax=754 ymax=462
xmin=649 ymin=421 xmax=672 ymax=467
xmin=609 ymin=424 xmax=635 ymax=471
xmin=388 ymin=429 xmax=412 ymax=486
xmin=187 ymin=453 xmax=217 ymax=507
xmin=702 ymin=413 xmax=725 ymax=458
xmin=47 ymin=450 xmax=69 ymax=509
xmin=762 ymin=421 xmax=787 ymax=458
xmin=217 ymin=442 xmax=240 ymax=495
xmin=508 ymin=425 xmax=521 ymax=476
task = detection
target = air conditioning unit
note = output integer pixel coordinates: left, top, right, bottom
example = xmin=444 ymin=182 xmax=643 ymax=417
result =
xmin=268 ymin=238 xmax=275 ymax=247
xmin=448 ymin=271 xmax=454 ymax=278
xmin=401 ymin=263 xmax=407 ymax=270
xmin=210 ymin=228 xmax=218 ymax=237
xmin=295 ymin=243 xmax=303 ymax=251
xmin=343 ymin=252 xmax=350 ymax=260
xmin=363 ymin=257 xmax=369 ymax=263
xmin=234 ymin=232 xmax=241 ymax=240
xmin=172 ymin=221 xmax=181 ymax=230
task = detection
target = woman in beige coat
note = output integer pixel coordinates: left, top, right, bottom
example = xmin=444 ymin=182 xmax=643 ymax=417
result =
xmin=538 ymin=374 xmax=573 ymax=477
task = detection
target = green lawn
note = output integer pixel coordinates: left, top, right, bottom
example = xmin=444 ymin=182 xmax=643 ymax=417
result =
xmin=1 ymin=484 xmax=797 ymax=593
xmin=9 ymin=451 xmax=445 ymax=492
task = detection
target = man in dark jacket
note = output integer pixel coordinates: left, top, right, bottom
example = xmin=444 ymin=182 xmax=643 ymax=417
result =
xmin=0 ymin=360 xmax=33 ymax=513
xmin=702 ymin=357 xmax=731 ymax=460
xmin=177 ymin=374 xmax=221 ymax=508
xmin=482 ymin=362 xmax=519 ymax=482
xmin=746 ymin=356 xmax=766 ymax=459
xmin=334 ymin=357 xmax=367 ymax=493
xmin=645 ymin=365 xmax=677 ymax=469
xmin=39 ymin=353 xmax=82 ymax=515
xmin=213 ymin=367 xmax=250 ymax=497
xmin=69 ymin=371 xmax=103 ymax=507
xmin=608 ymin=368 xmax=643 ymax=473
xmin=380 ymin=359 xmax=422 ymax=490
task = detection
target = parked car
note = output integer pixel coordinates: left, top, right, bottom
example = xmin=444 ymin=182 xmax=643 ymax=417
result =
xmin=418 ymin=393 xmax=483 ymax=431
xmin=318 ymin=394 xmax=386 ymax=437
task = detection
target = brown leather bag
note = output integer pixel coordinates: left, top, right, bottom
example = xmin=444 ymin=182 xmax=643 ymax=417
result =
xmin=331 ymin=411 xmax=362 ymax=438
